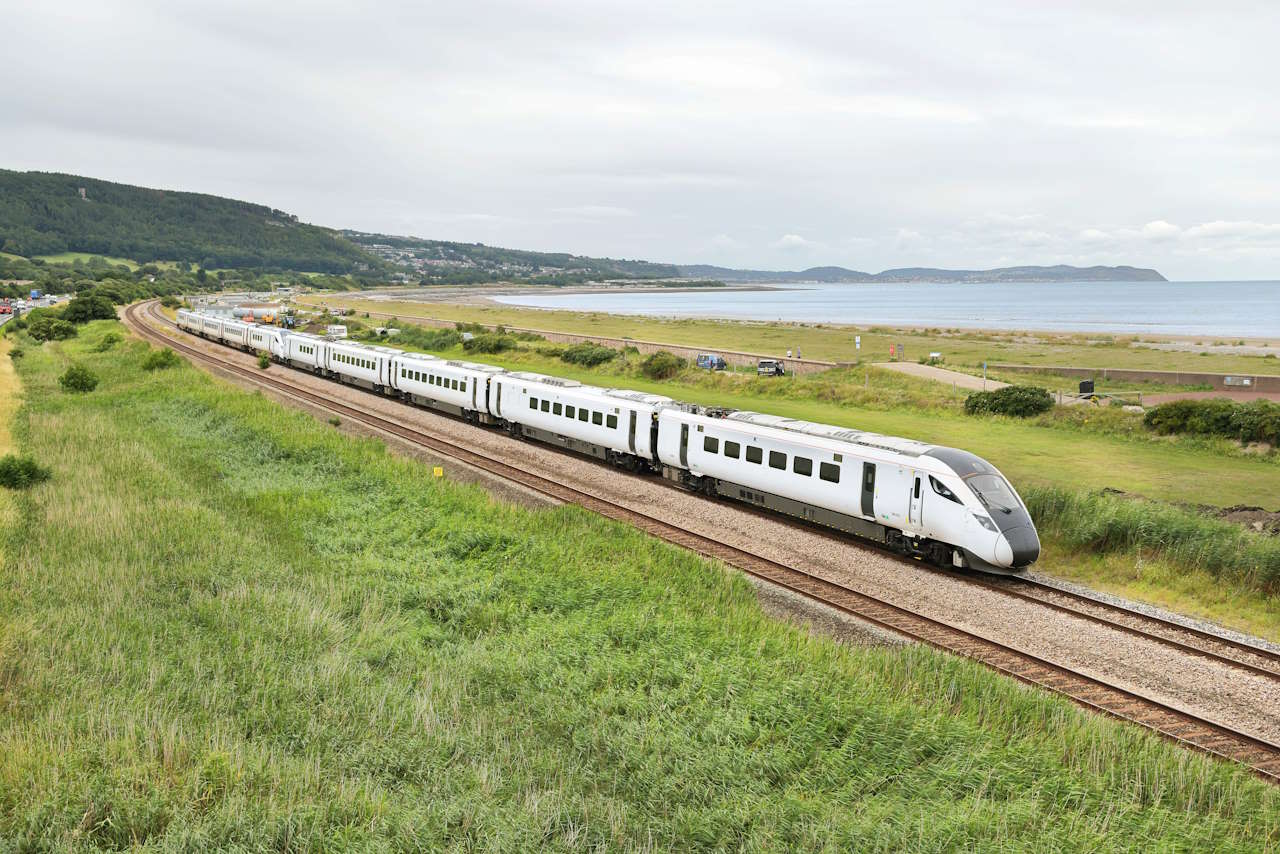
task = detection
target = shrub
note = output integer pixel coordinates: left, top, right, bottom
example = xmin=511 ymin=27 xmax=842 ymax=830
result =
xmin=160 ymin=295 xmax=183 ymax=308
xmin=142 ymin=348 xmax=182 ymax=371
xmin=58 ymin=364 xmax=99 ymax=393
xmin=9 ymin=347 xmax=22 ymax=360
xmin=62 ymin=293 xmax=117 ymax=324
xmin=560 ymin=343 xmax=617 ymax=367
xmin=463 ymin=333 xmax=516 ymax=354
xmin=328 ymin=417 xmax=341 ymax=427
xmin=257 ymin=351 xmax=271 ymax=369
xmin=390 ymin=326 xmax=461 ymax=351
xmin=536 ymin=345 xmax=566 ymax=358
xmin=93 ymin=332 xmax=123 ymax=352
xmin=1144 ymin=398 xmax=1280 ymax=445
xmin=0 ymin=454 xmax=52 ymax=490
xmin=964 ymin=385 xmax=1054 ymax=418
xmin=27 ymin=317 xmax=78 ymax=342
xmin=641 ymin=350 xmax=685 ymax=380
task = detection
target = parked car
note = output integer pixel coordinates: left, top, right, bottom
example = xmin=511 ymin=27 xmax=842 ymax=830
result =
xmin=757 ymin=359 xmax=785 ymax=377
xmin=696 ymin=353 xmax=727 ymax=371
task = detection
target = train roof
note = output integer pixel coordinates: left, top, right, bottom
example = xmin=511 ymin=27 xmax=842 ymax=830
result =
xmin=722 ymin=411 xmax=936 ymax=458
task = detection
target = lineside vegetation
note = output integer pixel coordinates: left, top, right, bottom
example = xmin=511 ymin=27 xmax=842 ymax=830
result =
xmin=2 ymin=320 xmax=1278 ymax=848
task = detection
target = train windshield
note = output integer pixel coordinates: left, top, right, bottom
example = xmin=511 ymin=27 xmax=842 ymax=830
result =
xmin=966 ymin=474 xmax=1020 ymax=514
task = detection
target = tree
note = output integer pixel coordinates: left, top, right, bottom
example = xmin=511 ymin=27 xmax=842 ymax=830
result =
xmin=62 ymin=293 xmax=117 ymax=324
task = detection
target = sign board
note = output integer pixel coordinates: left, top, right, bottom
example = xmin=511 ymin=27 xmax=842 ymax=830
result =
xmin=1224 ymin=376 xmax=1253 ymax=387
xmin=855 ymin=335 xmax=861 ymax=350
xmin=889 ymin=344 xmax=895 ymax=358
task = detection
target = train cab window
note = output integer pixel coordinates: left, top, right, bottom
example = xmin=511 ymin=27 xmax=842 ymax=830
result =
xmin=746 ymin=446 xmax=763 ymax=464
xmin=793 ymin=457 xmax=813 ymax=476
xmin=724 ymin=441 xmax=740 ymax=459
xmin=553 ymin=403 xmax=562 ymax=415
xmin=820 ymin=462 xmax=840 ymax=483
xmin=769 ymin=451 xmax=786 ymax=470
xmin=592 ymin=411 xmax=603 ymax=426
xmin=529 ymin=397 xmax=538 ymax=409
xmin=541 ymin=400 xmax=551 ymax=412
xmin=703 ymin=436 xmax=719 ymax=453
xmin=578 ymin=408 xmax=588 ymax=422
xmin=929 ymin=475 xmax=962 ymax=504
xmin=606 ymin=414 xmax=618 ymax=429
xmin=565 ymin=405 xmax=575 ymax=419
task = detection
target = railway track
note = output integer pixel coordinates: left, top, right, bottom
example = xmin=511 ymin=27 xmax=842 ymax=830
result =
xmin=126 ymin=300 xmax=1280 ymax=783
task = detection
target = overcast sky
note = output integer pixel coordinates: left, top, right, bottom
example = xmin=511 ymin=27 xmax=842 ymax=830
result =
xmin=5 ymin=1 xmax=1280 ymax=280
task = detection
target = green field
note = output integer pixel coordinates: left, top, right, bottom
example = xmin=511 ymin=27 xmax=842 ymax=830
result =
xmin=307 ymin=294 xmax=1280 ymax=377
xmin=2 ymin=321 xmax=1278 ymax=848
xmin=32 ymin=251 xmax=142 ymax=270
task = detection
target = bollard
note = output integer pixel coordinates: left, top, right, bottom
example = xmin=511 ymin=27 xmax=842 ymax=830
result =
xmin=433 ymin=466 xmax=443 ymax=478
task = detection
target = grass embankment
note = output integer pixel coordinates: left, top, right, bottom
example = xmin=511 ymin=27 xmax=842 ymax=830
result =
xmin=306 ymin=294 xmax=1280 ymax=376
xmin=2 ymin=321 xmax=1279 ymax=848
xmin=0 ymin=335 xmax=20 ymax=569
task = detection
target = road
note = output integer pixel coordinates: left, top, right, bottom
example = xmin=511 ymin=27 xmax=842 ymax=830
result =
xmin=874 ymin=360 xmax=1007 ymax=392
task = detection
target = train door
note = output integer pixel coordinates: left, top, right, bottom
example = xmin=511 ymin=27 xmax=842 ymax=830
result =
xmin=861 ymin=462 xmax=876 ymax=518
xmin=679 ymin=423 xmax=689 ymax=467
xmin=909 ymin=471 xmax=923 ymax=527
xmin=628 ymin=410 xmax=637 ymax=454
xmin=492 ymin=380 xmax=502 ymax=417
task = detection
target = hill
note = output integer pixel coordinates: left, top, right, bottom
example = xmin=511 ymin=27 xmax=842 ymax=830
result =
xmin=0 ymin=170 xmax=378 ymax=274
xmin=344 ymin=231 xmax=680 ymax=284
xmin=676 ymin=263 xmax=1167 ymax=283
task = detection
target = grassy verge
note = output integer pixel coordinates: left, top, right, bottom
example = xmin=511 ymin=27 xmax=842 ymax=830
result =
xmin=2 ymin=320 xmax=1278 ymax=848
xmin=307 ymin=294 xmax=1280 ymax=375
xmin=0 ymin=336 xmax=20 ymax=569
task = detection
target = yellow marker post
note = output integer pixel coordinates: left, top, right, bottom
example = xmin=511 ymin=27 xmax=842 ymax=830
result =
xmin=433 ymin=466 xmax=444 ymax=478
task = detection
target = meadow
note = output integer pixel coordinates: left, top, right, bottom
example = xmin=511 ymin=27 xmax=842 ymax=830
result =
xmin=2 ymin=320 xmax=1279 ymax=849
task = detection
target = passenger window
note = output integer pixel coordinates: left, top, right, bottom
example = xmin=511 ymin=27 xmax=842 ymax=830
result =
xmin=541 ymin=400 xmax=550 ymax=412
xmin=578 ymin=409 xmax=589 ymax=422
xmin=793 ymin=457 xmax=813 ymax=476
xmin=769 ymin=451 xmax=786 ymax=470
xmin=529 ymin=397 xmax=538 ymax=409
xmin=724 ymin=441 xmax=740 ymax=459
xmin=606 ymin=414 xmax=618 ymax=429
xmin=703 ymin=436 xmax=719 ymax=453
xmin=592 ymin=411 xmax=603 ymax=425
xmin=553 ymin=403 xmax=562 ymax=415
xmin=746 ymin=446 xmax=763 ymax=464
xmin=565 ymin=405 xmax=575 ymax=419
xmin=820 ymin=462 xmax=840 ymax=483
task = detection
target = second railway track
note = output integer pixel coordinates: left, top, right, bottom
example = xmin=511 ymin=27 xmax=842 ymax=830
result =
xmin=125 ymin=300 xmax=1280 ymax=783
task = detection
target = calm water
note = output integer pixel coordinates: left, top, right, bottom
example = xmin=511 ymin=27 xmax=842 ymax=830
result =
xmin=492 ymin=280 xmax=1280 ymax=337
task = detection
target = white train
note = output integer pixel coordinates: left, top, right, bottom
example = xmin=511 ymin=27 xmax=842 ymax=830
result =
xmin=175 ymin=309 xmax=1039 ymax=571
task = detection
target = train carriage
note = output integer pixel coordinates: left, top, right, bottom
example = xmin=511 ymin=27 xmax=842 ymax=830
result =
xmin=325 ymin=340 xmax=400 ymax=390
xmin=282 ymin=332 xmax=329 ymax=373
xmin=655 ymin=408 xmax=1038 ymax=571
xmin=392 ymin=354 xmax=504 ymax=421
xmin=248 ymin=325 xmax=287 ymax=359
xmin=176 ymin=309 xmax=199 ymax=333
xmin=220 ymin=318 xmax=252 ymax=350
xmin=494 ymin=371 xmax=675 ymax=468
xmin=197 ymin=314 xmax=224 ymax=340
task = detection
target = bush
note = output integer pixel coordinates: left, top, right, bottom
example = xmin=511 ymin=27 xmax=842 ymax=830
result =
xmin=142 ymin=347 xmax=182 ymax=371
xmin=964 ymin=385 xmax=1054 ymax=418
xmin=387 ymin=326 xmax=461 ymax=351
xmin=27 ymin=317 xmax=78 ymax=342
xmin=463 ymin=333 xmax=516 ymax=354
xmin=160 ymin=295 xmax=183 ymax=308
xmin=93 ymin=332 xmax=123 ymax=352
xmin=58 ymin=364 xmax=98 ymax=393
xmin=257 ymin=351 xmax=271 ymax=369
xmin=641 ymin=350 xmax=685 ymax=380
xmin=1145 ymin=398 xmax=1280 ymax=445
xmin=0 ymin=454 xmax=52 ymax=490
xmin=560 ymin=343 xmax=617 ymax=367
xmin=62 ymin=293 xmax=117 ymax=324
xmin=8 ymin=347 xmax=22 ymax=360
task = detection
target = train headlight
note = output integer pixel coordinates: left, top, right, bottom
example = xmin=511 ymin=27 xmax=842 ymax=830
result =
xmin=973 ymin=513 xmax=998 ymax=532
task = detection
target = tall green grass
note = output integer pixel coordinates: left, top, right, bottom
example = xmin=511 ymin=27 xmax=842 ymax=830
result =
xmin=2 ymin=320 xmax=1278 ymax=849
xmin=1027 ymin=486 xmax=1280 ymax=594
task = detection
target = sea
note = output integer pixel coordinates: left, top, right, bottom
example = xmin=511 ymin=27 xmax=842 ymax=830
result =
xmin=491 ymin=280 xmax=1280 ymax=338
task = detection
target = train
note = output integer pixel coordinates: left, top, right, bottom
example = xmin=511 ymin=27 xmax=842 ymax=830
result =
xmin=176 ymin=308 xmax=1040 ymax=572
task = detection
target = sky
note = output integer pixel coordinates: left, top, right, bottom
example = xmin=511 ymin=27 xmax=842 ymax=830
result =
xmin=5 ymin=0 xmax=1280 ymax=280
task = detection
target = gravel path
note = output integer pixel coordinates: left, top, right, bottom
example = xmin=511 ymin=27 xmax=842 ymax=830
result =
xmin=873 ymin=361 xmax=1007 ymax=391
xmin=145 ymin=313 xmax=1280 ymax=744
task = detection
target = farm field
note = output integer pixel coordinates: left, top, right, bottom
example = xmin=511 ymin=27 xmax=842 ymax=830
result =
xmin=31 ymin=251 xmax=142 ymax=270
xmin=1 ymin=321 xmax=1278 ymax=848
xmin=304 ymin=293 xmax=1280 ymax=377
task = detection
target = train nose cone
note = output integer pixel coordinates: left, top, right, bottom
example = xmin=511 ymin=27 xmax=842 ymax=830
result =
xmin=1002 ymin=525 xmax=1040 ymax=567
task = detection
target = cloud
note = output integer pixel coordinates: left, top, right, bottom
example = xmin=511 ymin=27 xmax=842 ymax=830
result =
xmin=548 ymin=205 xmax=635 ymax=218
xmin=708 ymin=233 xmax=744 ymax=249
xmin=1141 ymin=220 xmax=1181 ymax=240
xmin=772 ymin=233 xmax=814 ymax=250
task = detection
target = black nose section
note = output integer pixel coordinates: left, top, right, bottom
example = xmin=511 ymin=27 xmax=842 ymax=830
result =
xmin=1004 ymin=525 xmax=1040 ymax=567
